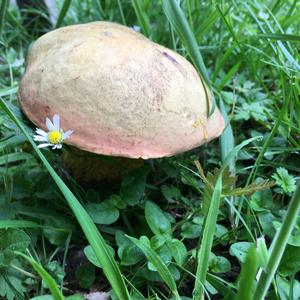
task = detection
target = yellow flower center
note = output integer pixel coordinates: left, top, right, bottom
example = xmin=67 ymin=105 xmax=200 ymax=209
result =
xmin=48 ymin=131 xmax=63 ymax=144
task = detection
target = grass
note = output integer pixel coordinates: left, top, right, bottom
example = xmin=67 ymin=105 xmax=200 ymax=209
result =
xmin=0 ymin=0 xmax=299 ymax=299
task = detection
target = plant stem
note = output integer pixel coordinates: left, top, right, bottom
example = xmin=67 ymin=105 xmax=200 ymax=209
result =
xmin=254 ymin=181 xmax=300 ymax=299
xmin=11 ymin=264 xmax=38 ymax=279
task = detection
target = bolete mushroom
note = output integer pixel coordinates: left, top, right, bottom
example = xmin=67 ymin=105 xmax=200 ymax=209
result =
xmin=19 ymin=22 xmax=224 ymax=181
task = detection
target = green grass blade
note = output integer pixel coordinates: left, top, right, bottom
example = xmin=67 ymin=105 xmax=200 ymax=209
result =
xmin=15 ymin=252 xmax=64 ymax=300
xmin=219 ymin=98 xmax=235 ymax=224
xmin=131 ymin=0 xmax=151 ymax=37
xmin=219 ymin=99 xmax=235 ymax=174
xmin=234 ymin=246 xmax=259 ymax=300
xmin=0 ymin=86 xmax=18 ymax=97
xmin=0 ymin=0 xmax=8 ymax=37
xmin=257 ymin=33 xmax=300 ymax=42
xmin=254 ymin=181 xmax=300 ymax=300
xmin=117 ymin=0 xmax=127 ymax=25
xmin=0 ymin=220 xmax=40 ymax=229
xmin=55 ymin=0 xmax=72 ymax=28
xmin=162 ymin=0 xmax=213 ymax=116
xmin=193 ymin=136 xmax=262 ymax=299
xmin=216 ymin=60 xmax=242 ymax=91
xmin=0 ymin=98 xmax=130 ymax=300
xmin=207 ymin=273 xmax=236 ymax=299
xmin=162 ymin=0 xmax=210 ymax=86
xmin=193 ymin=176 xmax=222 ymax=299
xmin=127 ymin=235 xmax=180 ymax=300
xmin=0 ymin=152 xmax=33 ymax=165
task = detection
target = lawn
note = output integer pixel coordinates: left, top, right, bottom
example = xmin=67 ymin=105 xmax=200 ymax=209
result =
xmin=0 ymin=0 xmax=299 ymax=299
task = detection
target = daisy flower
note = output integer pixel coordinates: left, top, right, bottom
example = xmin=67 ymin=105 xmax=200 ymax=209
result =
xmin=33 ymin=114 xmax=73 ymax=149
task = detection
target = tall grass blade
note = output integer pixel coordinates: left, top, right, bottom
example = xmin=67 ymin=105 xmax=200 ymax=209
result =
xmin=0 ymin=0 xmax=8 ymax=37
xmin=0 ymin=86 xmax=18 ymax=97
xmin=219 ymin=99 xmax=235 ymax=174
xmin=131 ymin=0 xmax=151 ymax=37
xmin=127 ymin=235 xmax=180 ymax=300
xmin=162 ymin=0 xmax=210 ymax=86
xmin=0 ymin=220 xmax=40 ymax=229
xmin=234 ymin=246 xmax=259 ymax=300
xmin=162 ymin=0 xmax=212 ymax=116
xmin=257 ymin=33 xmax=300 ymax=42
xmin=193 ymin=176 xmax=222 ymax=299
xmin=0 ymin=98 xmax=130 ymax=300
xmin=254 ymin=181 xmax=300 ymax=300
xmin=55 ymin=0 xmax=72 ymax=28
xmin=219 ymin=98 xmax=235 ymax=224
xmin=193 ymin=136 xmax=262 ymax=299
xmin=15 ymin=252 xmax=64 ymax=300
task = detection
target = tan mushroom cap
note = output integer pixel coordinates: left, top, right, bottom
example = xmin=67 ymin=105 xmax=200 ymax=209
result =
xmin=19 ymin=21 xmax=224 ymax=159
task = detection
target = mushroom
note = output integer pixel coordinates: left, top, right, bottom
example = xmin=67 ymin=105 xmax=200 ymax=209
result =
xmin=19 ymin=22 xmax=224 ymax=181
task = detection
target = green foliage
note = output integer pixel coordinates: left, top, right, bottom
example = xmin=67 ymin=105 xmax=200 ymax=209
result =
xmin=0 ymin=229 xmax=30 ymax=267
xmin=0 ymin=0 xmax=299 ymax=299
xmin=145 ymin=201 xmax=171 ymax=235
xmin=75 ymin=263 xmax=95 ymax=289
xmin=120 ymin=166 xmax=150 ymax=205
xmin=87 ymin=200 xmax=120 ymax=225
xmin=272 ymin=167 xmax=297 ymax=195
xmin=279 ymin=245 xmax=300 ymax=276
xmin=230 ymin=242 xmax=254 ymax=264
xmin=0 ymin=270 xmax=26 ymax=300
xmin=234 ymin=246 xmax=260 ymax=300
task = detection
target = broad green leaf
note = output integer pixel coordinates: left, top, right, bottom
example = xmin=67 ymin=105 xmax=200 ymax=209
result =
xmin=120 ymin=166 xmax=150 ymax=205
xmin=43 ymin=216 xmax=74 ymax=245
xmin=180 ymin=222 xmax=201 ymax=239
xmin=167 ymin=239 xmax=187 ymax=266
xmin=161 ymin=185 xmax=181 ymax=203
xmin=75 ymin=264 xmax=95 ymax=289
xmin=278 ymin=245 xmax=300 ymax=276
xmin=145 ymin=201 xmax=171 ymax=235
xmin=86 ymin=201 xmax=119 ymax=225
xmin=209 ymin=253 xmax=231 ymax=274
xmin=229 ymin=242 xmax=254 ymax=264
xmin=276 ymin=275 xmax=300 ymax=300
xmin=249 ymin=189 xmax=277 ymax=212
xmin=116 ymin=231 xmax=143 ymax=266
xmin=147 ymin=244 xmax=172 ymax=271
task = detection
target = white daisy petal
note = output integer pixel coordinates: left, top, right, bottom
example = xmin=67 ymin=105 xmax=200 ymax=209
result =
xmin=33 ymin=135 xmax=48 ymax=142
xmin=53 ymin=114 xmax=60 ymax=131
xmin=34 ymin=113 xmax=73 ymax=151
xmin=46 ymin=117 xmax=55 ymax=131
xmin=35 ymin=128 xmax=48 ymax=137
xmin=37 ymin=143 xmax=53 ymax=148
xmin=52 ymin=144 xmax=61 ymax=150
xmin=63 ymin=130 xmax=73 ymax=140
